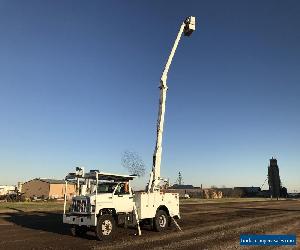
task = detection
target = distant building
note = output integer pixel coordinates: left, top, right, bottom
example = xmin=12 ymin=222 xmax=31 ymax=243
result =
xmin=288 ymin=192 xmax=300 ymax=198
xmin=170 ymin=184 xmax=194 ymax=189
xmin=216 ymin=188 xmax=234 ymax=197
xmin=166 ymin=184 xmax=201 ymax=198
xmin=167 ymin=184 xmax=222 ymax=199
xmin=22 ymin=178 xmax=76 ymax=199
xmin=258 ymin=189 xmax=271 ymax=198
xmin=0 ymin=185 xmax=16 ymax=196
xmin=234 ymin=187 xmax=261 ymax=197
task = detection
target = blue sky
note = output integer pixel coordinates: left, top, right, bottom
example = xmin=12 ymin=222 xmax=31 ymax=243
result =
xmin=0 ymin=1 xmax=299 ymax=191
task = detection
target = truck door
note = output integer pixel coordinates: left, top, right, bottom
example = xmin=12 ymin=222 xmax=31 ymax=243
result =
xmin=113 ymin=182 xmax=134 ymax=213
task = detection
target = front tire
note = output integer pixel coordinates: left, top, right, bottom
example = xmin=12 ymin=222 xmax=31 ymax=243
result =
xmin=70 ymin=225 xmax=87 ymax=237
xmin=153 ymin=210 xmax=168 ymax=232
xmin=95 ymin=214 xmax=115 ymax=240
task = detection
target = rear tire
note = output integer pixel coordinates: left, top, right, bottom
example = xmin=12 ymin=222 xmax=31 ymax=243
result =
xmin=153 ymin=210 xmax=168 ymax=232
xmin=95 ymin=214 xmax=115 ymax=240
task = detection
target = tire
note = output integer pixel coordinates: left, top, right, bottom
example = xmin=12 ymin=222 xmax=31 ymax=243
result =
xmin=167 ymin=216 xmax=172 ymax=227
xmin=153 ymin=210 xmax=168 ymax=232
xmin=70 ymin=225 xmax=87 ymax=237
xmin=95 ymin=214 xmax=115 ymax=240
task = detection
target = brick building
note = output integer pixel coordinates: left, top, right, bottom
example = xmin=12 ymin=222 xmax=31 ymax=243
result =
xmin=22 ymin=178 xmax=76 ymax=199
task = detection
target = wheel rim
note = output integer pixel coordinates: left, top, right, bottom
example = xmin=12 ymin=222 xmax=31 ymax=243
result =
xmin=159 ymin=214 xmax=167 ymax=228
xmin=101 ymin=220 xmax=112 ymax=235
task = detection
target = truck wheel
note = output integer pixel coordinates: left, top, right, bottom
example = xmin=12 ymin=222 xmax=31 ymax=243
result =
xmin=154 ymin=210 xmax=168 ymax=232
xmin=70 ymin=225 xmax=87 ymax=237
xmin=167 ymin=216 xmax=172 ymax=227
xmin=96 ymin=215 xmax=115 ymax=240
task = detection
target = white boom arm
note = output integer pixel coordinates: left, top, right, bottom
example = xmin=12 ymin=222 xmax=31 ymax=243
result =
xmin=148 ymin=17 xmax=196 ymax=192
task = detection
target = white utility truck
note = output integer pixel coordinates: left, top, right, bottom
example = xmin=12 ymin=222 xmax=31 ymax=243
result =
xmin=63 ymin=16 xmax=196 ymax=240
xmin=63 ymin=168 xmax=180 ymax=239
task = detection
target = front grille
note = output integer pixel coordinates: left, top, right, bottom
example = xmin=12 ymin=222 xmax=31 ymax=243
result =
xmin=70 ymin=198 xmax=90 ymax=213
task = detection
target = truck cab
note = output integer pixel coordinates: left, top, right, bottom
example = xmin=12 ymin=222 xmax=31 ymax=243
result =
xmin=63 ymin=169 xmax=138 ymax=239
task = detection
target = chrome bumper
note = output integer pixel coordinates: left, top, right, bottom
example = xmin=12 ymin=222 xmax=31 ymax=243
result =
xmin=63 ymin=214 xmax=96 ymax=227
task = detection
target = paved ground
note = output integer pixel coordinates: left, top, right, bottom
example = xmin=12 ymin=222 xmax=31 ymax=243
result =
xmin=0 ymin=199 xmax=299 ymax=249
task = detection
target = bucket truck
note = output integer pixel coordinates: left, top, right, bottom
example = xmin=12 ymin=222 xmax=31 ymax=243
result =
xmin=63 ymin=16 xmax=196 ymax=240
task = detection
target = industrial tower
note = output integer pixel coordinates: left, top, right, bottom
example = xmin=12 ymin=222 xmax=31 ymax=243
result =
xmin=268 ymin=157 xmax=282 ymax=200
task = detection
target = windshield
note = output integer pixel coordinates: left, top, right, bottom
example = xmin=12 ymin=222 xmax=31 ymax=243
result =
xmin=97 ymin=182 xmax=118 ymax=193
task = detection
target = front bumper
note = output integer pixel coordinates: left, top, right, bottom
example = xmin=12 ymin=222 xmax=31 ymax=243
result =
xmin=63 ymin=214 xmax=97 ymax=227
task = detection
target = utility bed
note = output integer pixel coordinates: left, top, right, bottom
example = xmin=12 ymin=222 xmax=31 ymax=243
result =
xmin=135 ymin=191 xmax=180 ymax=220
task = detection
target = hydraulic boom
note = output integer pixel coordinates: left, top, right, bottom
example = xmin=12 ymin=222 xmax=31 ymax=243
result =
xmin=148 ymin=17 xmax=196 ymax=192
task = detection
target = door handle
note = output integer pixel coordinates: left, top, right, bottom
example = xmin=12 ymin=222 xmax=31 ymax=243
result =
xmin=129 ymin=196 xmax=133 ymax=199
xmin=118 ymin=195 xmax=123 ymax=197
